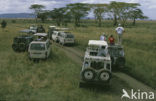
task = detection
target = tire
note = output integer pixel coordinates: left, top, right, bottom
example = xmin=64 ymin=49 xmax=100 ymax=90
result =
xmin=116 ymin=57 xmax=125 ymax=68
xmin=98 ymin=70 xmax=111 ymax=82
xmin=44 ymin=52 xmax=48 ymax=60
xmin=61 ymin=42 xmax=64 ymax=46
xmin=81 ymin=68 xmax=96 ymax=81
xmin=19 ymin=43 xmax=26 ymax=52
xmin=12 ymin=44 xmax=18 ymax=51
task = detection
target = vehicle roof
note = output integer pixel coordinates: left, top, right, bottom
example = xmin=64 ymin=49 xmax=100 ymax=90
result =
xmin=88 ymin=40 xmax=108 ymax=46
xmin=30 ymin=41 xmax=47 ymax=44
xmin=85 ymin=55 xmax=111 ymax=61
xmin=49 ymin=26 xmax=56 ymax=28
xmin=16 ymin=35 xmax=33 ymax=38
xmin=55 ymin=27 xmax=69 ymax=30
xmin=34 ymin=33 xmax=47 ymax=36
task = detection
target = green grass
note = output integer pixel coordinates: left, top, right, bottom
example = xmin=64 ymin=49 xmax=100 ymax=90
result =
xmin=0 ymin=20 xmax=155 ymax=100
xmin=0 ymin=21 xmax=131 ymax=101
xmin=69 ymin=20 xmax=156 ymax=88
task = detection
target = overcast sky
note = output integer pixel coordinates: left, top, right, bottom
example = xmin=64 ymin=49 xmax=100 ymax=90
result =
xmin=0 ymin=0 xmax=156 ymax=19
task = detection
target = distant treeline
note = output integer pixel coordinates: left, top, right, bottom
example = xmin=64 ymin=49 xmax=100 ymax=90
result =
xmin=28 ymin=1 xmax=148 ymax=27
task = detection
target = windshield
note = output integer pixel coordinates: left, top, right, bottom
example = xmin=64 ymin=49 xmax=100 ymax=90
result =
xmin=65 ymin=33 xmax=74 ymax=38
xmin=30 ymin=43 xmax=45 ymax=50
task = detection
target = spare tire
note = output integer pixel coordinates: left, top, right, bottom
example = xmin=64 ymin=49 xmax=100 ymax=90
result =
xmin=98 ymin=70 xmax=111 ymax=82
xmin=19 ymin=43 xmax=26 ymax=51
xmin=81 ymin=68 xmax=96 ymax=81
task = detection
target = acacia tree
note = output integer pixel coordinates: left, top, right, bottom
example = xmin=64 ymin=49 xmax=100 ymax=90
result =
xmin=67 ymin=3 xmax=90 ymax=27
xmin=129 ymin=8 xmax=148 ymax=25
xmin=93 ymin=4 xmax=108 ymax=27
xmin=29 ymin=4 xmax=45 ymax=22
xmin=108 ymin=1 xmax=120 ymax=26
xmin=50 ymin=7 xmax=69 ymax=26
xmin=37 ymin=11 xmax=49 ymax=23
xmin=117 ymin=2 xmax=141 ymax=26
xmin=94 ymin=8 xmax=104 ymax=27
xmin=108 ymin=1 xmax=142 ymax=26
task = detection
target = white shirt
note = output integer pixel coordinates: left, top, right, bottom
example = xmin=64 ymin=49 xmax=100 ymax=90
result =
xmin=100 ymin=35 xmax=106 ymax=41
xmin=116 ymin=27 xmax=124 ymax=34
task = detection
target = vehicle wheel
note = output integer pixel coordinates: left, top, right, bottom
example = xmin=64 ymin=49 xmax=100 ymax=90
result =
xmin=44 ymin=52 xmax=48 ymax=60
xmin=12 ymin=44 xmax=18 ymax=51
xmin=98 ymin=70 xmax=111 ymax=82
xmin=19 ymin=43 xmax=26 ymax=52
xmin=79 ymin=82 xmax=84 ymax=88
xmin=116 ymin=57 xmax=125 ymax=68
xmin=81 ymin=68 xmax=96 ymax=81
xmin=61 ymin=42 xmax=64 ymax=46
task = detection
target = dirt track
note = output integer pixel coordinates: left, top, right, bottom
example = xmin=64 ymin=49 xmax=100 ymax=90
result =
xmin=54 ymin=43 xmax=156 ymax=100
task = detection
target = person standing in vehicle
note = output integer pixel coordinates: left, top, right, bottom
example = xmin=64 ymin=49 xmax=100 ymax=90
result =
xmin=100 ymin=33 xmax=106 ymax=41
xmin=115 ymin=24 xmax=124 ymax=44
xmin=109 ymin=35 xmax=115 ymax=45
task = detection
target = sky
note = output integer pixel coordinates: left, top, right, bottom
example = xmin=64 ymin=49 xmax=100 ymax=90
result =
xmin=0 ymin=0 xmax=156 ymax=19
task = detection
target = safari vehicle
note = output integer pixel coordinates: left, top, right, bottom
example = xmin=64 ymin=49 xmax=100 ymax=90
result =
xmin=29 ymin=25 xmax=37 ymax=34
xmin=20 ymin=25 xmax=37 ymax=34
xmin=108 ymin=44 xmax=125 ymax=69
xmin=52 ymin=31 xmax=60 ymax=42
xmin=34 ymin=33 xmax=48 ymax=41
xmin=36 ymin=25 xmax=45 ymax=33
xmin=12 ymin=35 xmax=33 ymax=52
xmin=48 ymin=26 xmax=56 ymax=39
xmin=58 ymin=32 xmax=75 ymax=45
xmin=79 ymin=40 xmax=112 ymax=87
xmin=28 ymin=40 xmax=51 ymax=60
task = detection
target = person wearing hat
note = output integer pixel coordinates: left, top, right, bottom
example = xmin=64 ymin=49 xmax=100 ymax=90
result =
xmin=115 ymin=24 xmax=124 ymax=44
xmin=100 ymin=33 xmax=106 ymax=41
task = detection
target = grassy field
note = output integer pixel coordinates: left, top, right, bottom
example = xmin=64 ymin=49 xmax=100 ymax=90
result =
xmin=69 ymin=20 xmax=156 ymax=88
xmin=0 ymin=20 xmax=155 ymax=100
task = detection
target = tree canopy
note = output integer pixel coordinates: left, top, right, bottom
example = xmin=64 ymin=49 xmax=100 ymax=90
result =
xmin=67 ymin=3 xmax=90 ymax=27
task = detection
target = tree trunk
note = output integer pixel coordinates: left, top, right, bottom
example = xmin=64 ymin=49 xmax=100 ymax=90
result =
xmin=133 ymin=18 xmax=136 ymax=26
xmin=98 ymin=18 xmax=102 ymax=27
xmin=113 ymin=14 xmax=117 ymax=26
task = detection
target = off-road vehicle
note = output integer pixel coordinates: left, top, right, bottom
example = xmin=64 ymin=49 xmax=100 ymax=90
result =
xmin=108 ymin=44 xmax=125 ymax=69
xmin=20 ymin=25 xmax=37 ymax=34
xmin=58 ymin=32 xmax=75 ymax=45
xmin=48 ymin=26 xmax=56 ymax=39
xmin=29 ymin=25 xmax=37 ymax=34
xmin=12 ymin=35 xmax=33 ymax=52
xmin=79 ymin=40 xmax=112 ymax=87
xmin=52 ymin=31 xmax=60 ymax=42
xmin=34 ymin=33 xmax=48 ymax=41
xmin=36 ymin=25 xmax=45 ymax=33
xmin=28 ymin=40 xmax=51 ymax=60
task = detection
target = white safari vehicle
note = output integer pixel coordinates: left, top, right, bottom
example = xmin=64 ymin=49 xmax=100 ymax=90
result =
xmin=58 ymin=32 xmax=75 ymax=45
xmin=28 ymin=40 xmax=51 ymax=60
xmin=79 ymin=40 xmax=112 ymax=87
xmin=52 ymin=31 xmax=60 ymax=42
xmin=30 ymin=25 xmax=37 ymax=33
